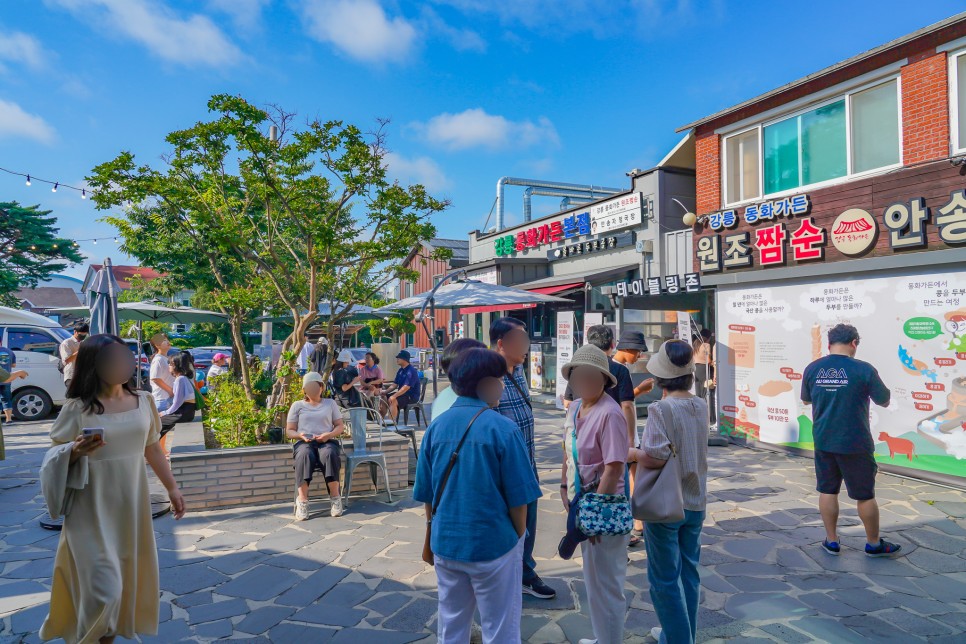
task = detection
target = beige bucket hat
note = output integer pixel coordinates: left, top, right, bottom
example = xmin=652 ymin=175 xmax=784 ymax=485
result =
xmin=646 ymin=340 xmax=695 ymax=378
xmin=562 ymin=344 xmax=617 ymax=387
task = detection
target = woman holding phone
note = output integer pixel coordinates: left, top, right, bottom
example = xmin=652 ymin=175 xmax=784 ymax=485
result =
xmin=40 ymin=334 xmax=185 ymax=644
xmin=287 ymin=371 xmax=346 ymax=520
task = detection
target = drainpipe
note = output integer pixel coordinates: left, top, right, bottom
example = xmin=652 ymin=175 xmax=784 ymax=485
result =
xmin=496 ymin=177 xmax=623 ymax=230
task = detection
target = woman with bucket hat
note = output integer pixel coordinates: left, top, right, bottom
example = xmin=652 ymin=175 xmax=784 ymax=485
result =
xmin=286 ymin=372 xmax=346 ymax=519
xmin=559 ymin=344 xmax=633 ymax=644
xmin=632 ymin=340 xmax=709 ymax=644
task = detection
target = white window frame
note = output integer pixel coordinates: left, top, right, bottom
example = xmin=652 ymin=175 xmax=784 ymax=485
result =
xmin=950 ymin=48 xmax=966 ymax=155
xmin=720 ymin=75 xmax=903 ymax=208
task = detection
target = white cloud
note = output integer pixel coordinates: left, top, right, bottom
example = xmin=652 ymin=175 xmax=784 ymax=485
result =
xmin=418 ymin=7 xmax=486 ymax=53
xmin=301 ymin=0 xmax=417 ymax=64
xmin=0 ymin=99 xmax=56 ymax=144
xmin=207 ymin=0 xmax=271 ymax=32
xmin=0 ymin=30 xmax=49 ymax=72
xmin=46 ymin=0 xmax=243 ymax=67
xmin=383 ymin=152 xmax=451 ymax=191
xmin=410 ymin=108 xmax=559 ymax=151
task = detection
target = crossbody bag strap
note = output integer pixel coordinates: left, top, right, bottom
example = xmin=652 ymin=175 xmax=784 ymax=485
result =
xmin=430 ymin=408 xmax=487 ymax=519
xmin=569 ymin=402 xmax=582 ymax=497
xmin=507 ymin=372 xmax=532 ymax=409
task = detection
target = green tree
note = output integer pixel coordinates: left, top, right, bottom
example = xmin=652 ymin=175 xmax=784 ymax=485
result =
xmin=0 ymin=202 xmax=84 ymax=306
xmin=366 ymin=300 xmax=416 ymax=343
xmin=88 ymin=94 xmax=448 ymax=419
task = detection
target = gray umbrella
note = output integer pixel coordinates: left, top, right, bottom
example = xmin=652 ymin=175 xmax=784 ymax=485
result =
xmin=88 ymin=257 xmax=121 ymax=336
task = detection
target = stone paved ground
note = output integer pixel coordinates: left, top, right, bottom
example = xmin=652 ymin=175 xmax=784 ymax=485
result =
xmin=2 ymin=407 xmax=966 ymax=643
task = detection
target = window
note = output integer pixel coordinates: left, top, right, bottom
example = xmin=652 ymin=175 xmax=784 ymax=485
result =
xmin=724 ymin=129 xmax=760 ymax=203
xmin=722 ymin=79 xmax=900 ymax=205
xmin=7 ymin=328 xmax=59 ymax=355
xmin=953 ymin=50 xmax=966 ymax=152
xmin=764 ymin=99 xmax=847 ymax=194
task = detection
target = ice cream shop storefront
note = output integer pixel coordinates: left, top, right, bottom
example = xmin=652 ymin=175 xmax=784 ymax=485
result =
xmin=696 ymin=160 xmax=966 ymax=488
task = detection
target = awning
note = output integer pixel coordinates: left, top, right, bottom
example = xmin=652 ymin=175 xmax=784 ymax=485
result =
xmin=459 ymin=303 xmax=537 ymax=315
xmin=515 ymin=264 xmax=640 ymax=292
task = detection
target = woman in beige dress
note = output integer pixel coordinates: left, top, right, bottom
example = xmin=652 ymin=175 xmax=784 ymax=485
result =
xmin=40 ymin=334 xmax=185 ymax=644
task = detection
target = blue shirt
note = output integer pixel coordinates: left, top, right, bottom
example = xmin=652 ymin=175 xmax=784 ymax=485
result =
xmin=495 ymin=364 xmax=536 ymax=475
xmin=394 ymin=364 xmax=420 ymax=400
xmin=802 ymin=354 xmax=890 ymax=454
xmin=413 ymin=397 xmax=542 ymax=562
xmin=0 ymin=347 xmax=14 ymax=372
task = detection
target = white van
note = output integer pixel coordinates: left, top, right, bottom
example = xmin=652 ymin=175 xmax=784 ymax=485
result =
xmin=0 ymin=306 xmax=71 ymax=420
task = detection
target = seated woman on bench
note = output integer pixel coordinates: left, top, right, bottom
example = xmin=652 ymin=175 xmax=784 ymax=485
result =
xmin=288 ymin=372 xmax=345 ymax=520
xmin=158 ymin=352 xmax=197 ymax=453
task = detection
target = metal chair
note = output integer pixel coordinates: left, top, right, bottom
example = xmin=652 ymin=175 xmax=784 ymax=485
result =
xmin=365 ymin=388 xmax=420 ymax=461
xmin=401 ymin=375 xmax=430 ymax=429
xmin=341 ymin=402 xmax=393 ymax=508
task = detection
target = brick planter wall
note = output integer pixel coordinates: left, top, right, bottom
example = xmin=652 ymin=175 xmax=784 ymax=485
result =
xmin=170 ymin=432 xmax=411 ymax=511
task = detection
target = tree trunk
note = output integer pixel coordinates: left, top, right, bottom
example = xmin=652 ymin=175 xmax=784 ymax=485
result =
xmin=266 ymin=313 xmax=317 ymax=423
xmin=228 ymin=305 xmax=254 ymax=399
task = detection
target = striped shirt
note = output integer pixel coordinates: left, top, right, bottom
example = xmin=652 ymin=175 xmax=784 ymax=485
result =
xmin=641 ymin=397 xmax=709 ymax=512
xmin=496 ymin=364 xmax=536 ymax=476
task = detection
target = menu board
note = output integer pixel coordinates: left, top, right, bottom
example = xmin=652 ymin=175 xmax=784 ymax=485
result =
xmin=716 ymin=268 xmax=966 ymax=483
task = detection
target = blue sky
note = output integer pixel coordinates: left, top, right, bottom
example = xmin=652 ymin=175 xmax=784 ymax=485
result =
xmin=1 ymin=0 xmax=963 ymax=279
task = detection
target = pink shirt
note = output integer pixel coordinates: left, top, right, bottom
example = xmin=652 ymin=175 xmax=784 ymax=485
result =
xmin=359 ymin=364 xmax=384 ymax=382
xmin=565 ymin=394 xmax=628 ymax=497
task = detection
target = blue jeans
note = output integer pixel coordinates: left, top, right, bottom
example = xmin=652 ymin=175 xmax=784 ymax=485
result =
xmin=522 ymin=499 xmax=538 ymax=583
xmin=0 ymin=384 xmax=10 ymax=412
xmin=644 ymin=510 xmax=705 ymax=644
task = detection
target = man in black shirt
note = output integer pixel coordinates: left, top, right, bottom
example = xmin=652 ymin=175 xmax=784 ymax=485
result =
xmin=333 ymin=350 xmax=367 ymax=441
xmin=801 ymin=324 xmax=900 ymax=558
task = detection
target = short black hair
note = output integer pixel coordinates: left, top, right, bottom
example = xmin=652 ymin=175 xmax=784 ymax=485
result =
xmin=449 ymin=348 xmax=507 ymax=397
xmin=700 ymin=328 xmax=712 ymax=341
xmin=441 ymin=338 xmax=486 ymax=374
xmin=365 ymin=352 xmax=380 ymax=365
xmin=489 ymin=317 xmax=526 ymax=344
xmin=828 ymin=324 xmax=860 ymax=346
xmin=168 ymin=351 xmax=195 ymax=378
xmin=586 ymin=325 xmax=614 ymax=352
xmin=655 ymin=340 xmax=694 ymax=392
xmin=73 ymin=322 xmax=90 ymax=333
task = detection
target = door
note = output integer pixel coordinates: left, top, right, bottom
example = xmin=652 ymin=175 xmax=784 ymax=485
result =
xmin=5 ymin=326 xmax=67 ymax=404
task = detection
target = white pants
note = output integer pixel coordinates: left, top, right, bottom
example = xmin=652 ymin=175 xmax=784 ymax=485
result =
xmin=581 ymin=534 xmax=629 ymax=644
xmin=435 ymin=535 xmax=525 ymax=644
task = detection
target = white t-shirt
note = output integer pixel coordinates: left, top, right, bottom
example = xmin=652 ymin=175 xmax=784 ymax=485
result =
xmin=59 ymin=336 xmax=80 ymax=382
xmin=150 ymin=353 xmax=175 ymax=405
xmin=297 ymin=342 xmax=314 ymax=370
xmin=207 ymin=364 xmax=227 ymax=380
xmin=286 ymin=399 xmax=342 ymax=438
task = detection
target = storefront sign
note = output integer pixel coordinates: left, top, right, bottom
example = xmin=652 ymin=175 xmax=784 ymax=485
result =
xmin=555 ymin=311 xmax=575 ymax=410
xmin=466 ymin=267 xmax=497 ymax=285
xmin=616 ymin=272 xmax=701 ymax=298
xmin=589 ymin=192 xmax=646 ymax=234
xmin=698 ymin=189 xmax=966 ymax=274
xmin=716 ymin=268 xmax=966 ymax=485
xmin=548 ymin=231 xmax=633 ymax=261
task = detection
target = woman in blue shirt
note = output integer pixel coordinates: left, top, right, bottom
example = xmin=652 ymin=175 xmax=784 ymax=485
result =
xmin=413 ymin=348 xmax=541 ymax=643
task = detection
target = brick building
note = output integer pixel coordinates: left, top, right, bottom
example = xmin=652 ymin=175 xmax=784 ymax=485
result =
xmin=678 ymin=13 xmax=966 ymax=488
xmin=397 ymin=239 xmax=469 ymax=350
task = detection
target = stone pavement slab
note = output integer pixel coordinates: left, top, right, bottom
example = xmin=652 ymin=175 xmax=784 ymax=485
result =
xmin=3 ymin=408 xmax=966 ymax=642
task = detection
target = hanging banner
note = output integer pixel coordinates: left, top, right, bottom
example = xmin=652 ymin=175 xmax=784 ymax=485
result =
xmin=716 ymin=268 xmax=966 ymax=486
xmin=555 ymin=311 xmax=575 ymax=410
xmin=530 ymin=351 xmax=543 ymax=390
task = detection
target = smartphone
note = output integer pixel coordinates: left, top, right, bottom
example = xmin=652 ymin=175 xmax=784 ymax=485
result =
xmin=82 ymin=427 xmax=105 ymax=441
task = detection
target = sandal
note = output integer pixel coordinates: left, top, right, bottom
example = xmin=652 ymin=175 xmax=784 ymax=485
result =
xmin=628 ymin=534 xmax=643 ymax=548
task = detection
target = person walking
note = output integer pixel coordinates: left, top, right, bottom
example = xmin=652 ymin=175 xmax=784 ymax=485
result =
xmin=287 ymin=372 xmax=345 ymax=520
xmin=40 ymin=334 xmax=185 ymax=644
xmin=801 ymin=323 xmax=900 ymax=558
xmin=490 ymin=317 xmax=556 ymax=600
xmin=58 ymin=322 xmax=89 ymax=389
xmin=431 ymin=339 xmax=485 ymax=419
xmin=560 ymin=344 xmax=632 ymax=644
xmin=632 ymin=340 xmax=708 ymax=644
xmin=148 ymin=333 xmax=174 ymax=413
xmin=414 ymin=347 xmax=541 ymax=643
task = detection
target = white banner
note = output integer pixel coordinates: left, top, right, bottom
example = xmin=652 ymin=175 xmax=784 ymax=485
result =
xmin=556 ymin=311 xmax=575 ymax=409
xmin=589 ymin=192 xmax=644 ymax=234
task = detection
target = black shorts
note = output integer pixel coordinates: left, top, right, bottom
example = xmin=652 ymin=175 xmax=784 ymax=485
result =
xmin=814 ymin=450 xmax=877 ymax=501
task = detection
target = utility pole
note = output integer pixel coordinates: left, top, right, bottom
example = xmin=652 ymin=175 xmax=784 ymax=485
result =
xmin=260 ymin=125 xmax=278 ymax=356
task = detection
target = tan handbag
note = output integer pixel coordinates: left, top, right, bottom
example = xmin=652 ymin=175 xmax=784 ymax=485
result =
xmin=632 ymin=401 xmax=685 ymax=523
xmin=422 ymin=409 xmax=486 ymax=566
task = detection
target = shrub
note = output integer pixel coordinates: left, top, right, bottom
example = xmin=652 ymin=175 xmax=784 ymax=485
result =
xmin=205 ymin=378 xmax=278 ymax=448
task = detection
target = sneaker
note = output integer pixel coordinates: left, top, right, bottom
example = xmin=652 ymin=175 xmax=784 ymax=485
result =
xmin=866 ymin=539 xmax=902 ymax=558
xmin=578 ymin=640 xmax=598 ymax=644
xmin=331 ymin=496 xmax=345 ymax=518
xmin=522 ymin=576 xmax=556 ymax=599
xmin=650 ymin=626 xmax=663 ymax=641
xmin=821 ymin=539 xmax=841 ymax=556
xmin=294 ymin=499 xmax=309 ymax=521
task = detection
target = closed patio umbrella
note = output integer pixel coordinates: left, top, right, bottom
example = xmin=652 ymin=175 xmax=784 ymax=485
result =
xmin=87 ymin=257 xmax=121 ymax=336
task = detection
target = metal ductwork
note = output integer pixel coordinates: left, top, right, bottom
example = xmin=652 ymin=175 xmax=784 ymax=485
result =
xmin=560 ymin=196 xmax=593 ymax=209
xmin=496 ymin=177 xmax=623 ymax=230
xmin=522 ymin=186 xmax=601 ymax=221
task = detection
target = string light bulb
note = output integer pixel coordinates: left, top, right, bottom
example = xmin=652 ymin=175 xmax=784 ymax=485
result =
xmin=52 ymin=182 xmax=58 ymax=193
xmin=25 ymin=175 xmax=30 ymax=186
xmin=93 ymin=239 xmax=97 ymax=244
xmin=81 ymin=189 xmax=87 ymax=199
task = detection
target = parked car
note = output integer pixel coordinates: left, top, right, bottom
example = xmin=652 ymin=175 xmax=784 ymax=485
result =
xmin=122 ymin=338 xmax=151 ymax=386
xmin=0 ymin=306 xmax=71 ymax=421
xmin=186 ymin=346 xmax=251 ymax=373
